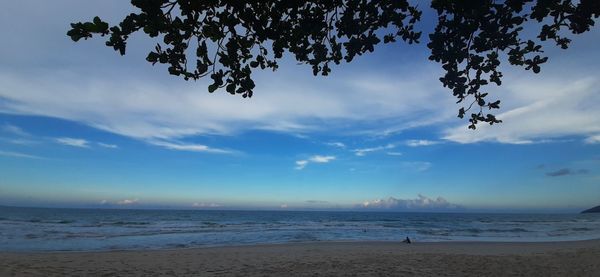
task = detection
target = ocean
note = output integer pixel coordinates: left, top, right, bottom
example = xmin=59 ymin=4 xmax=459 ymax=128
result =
xmin=1 ymin=206 xmax=599 ymax=252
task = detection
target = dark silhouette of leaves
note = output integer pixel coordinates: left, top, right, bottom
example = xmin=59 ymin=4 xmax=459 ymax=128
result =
xmin=67 ymin=0 xmax=598 ymax=128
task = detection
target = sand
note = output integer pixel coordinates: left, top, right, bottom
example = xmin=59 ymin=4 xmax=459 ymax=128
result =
xmin=2 ymin=240 xmax=600 ymax=276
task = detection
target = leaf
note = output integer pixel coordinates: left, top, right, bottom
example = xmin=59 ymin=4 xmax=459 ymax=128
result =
xmin=208 ymin=84 xmax=218 ymax=93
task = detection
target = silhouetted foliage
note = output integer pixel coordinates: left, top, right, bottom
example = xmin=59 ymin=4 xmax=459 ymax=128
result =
xmin=68 ymin=0 xmax=598 ymax=128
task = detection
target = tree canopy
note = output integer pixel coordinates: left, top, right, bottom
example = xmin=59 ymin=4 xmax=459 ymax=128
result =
xmin=67 ymin=0 xmax=599 ymax=129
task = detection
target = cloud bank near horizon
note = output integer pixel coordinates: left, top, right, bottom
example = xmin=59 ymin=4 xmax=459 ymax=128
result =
xmin=359 ymin=195 xmax=461 ymax=211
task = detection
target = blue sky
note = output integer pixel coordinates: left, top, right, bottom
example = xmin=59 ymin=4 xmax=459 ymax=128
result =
xmin=0 ymin=1 xmax=599 ymax=212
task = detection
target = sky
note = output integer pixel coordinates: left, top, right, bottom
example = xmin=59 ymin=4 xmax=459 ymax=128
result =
xmin=0 ymin=1 xmax=599 ymax=212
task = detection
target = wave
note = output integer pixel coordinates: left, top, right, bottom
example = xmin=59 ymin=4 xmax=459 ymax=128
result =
xmin=3 ymin=218 xmax=78 ymax=225
xmin=291 ymin=232 xmax=319 ymax=241
xmin=482 ymin=228 xmax=532 ymax=233
xmin=417 ymin=227 xmax=533 ymax=236
xmin=110 ymin=221 xmax=151 ymax=226
xmin=556 ymin=227 xmax=594 ymax=232
xmin=4 ymin=209 xmax=600 ymax=251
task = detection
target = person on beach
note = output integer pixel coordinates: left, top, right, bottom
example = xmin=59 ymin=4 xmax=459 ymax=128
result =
xmin=402 ymin=237 xmax=411 ymax=244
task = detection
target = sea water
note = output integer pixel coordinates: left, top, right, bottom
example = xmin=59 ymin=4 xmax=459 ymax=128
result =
xmin=1 ymin=206 xmax=599 ymax=251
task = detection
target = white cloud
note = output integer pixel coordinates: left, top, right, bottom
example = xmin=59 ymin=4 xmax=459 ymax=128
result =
xmin=386 ymin=151 xmax=403 ymax=156
xmin=353 ymin=144 xmax=395 ymax=156
xmin=295 ymin=160 xmax=309 ymax=170
xmin=0 ymin=150 xmax=42 ymax=159
xmin=55 ymin=137 xmax=89 ymax=148
xmin=97 ymin=142 xmax=118 ymax=149
xmin=192 ymin=202 xmax=221 ymax=208
xmin=1 ymin=124 xmax=30 ymax=137
xmin=0 ymin=65 xmax=455 ymax=148
xmin=309 ymin=155 xmax=336 ymax=163
xmin=0 ymin=125 xmax=39 ymax=145
xmin=585 ymin=135 xmax=600 ymax=144
xmin=443 ymin=76 xmax=600 ymax=144
xmin=148 ymin=140 xmax=233 ymax=154
xmin=405 ymin=139 xmax=440 ymax=147
xmin=1 ymin=125 xmax=117 ymax=149
xmin=360 ymin=194 xmax=459 ymax=210
xmin=295 ymin=155 xmax=336 ymax=170
xmin=280 ymin=204 xmax=288 ymax=209
xmin=55 ymin=137 xmax=121 ymax=150
xmin=326 ymin=142 xmax=346 ymax=148
xmin=116 ymin=198 xmax=139 ymax=205
xmin=0 ymin=138 xmax=39 ymax=145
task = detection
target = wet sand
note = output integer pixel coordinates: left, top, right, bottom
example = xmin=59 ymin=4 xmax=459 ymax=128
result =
xmin=2 ymin=239 xmax=600 ymax=276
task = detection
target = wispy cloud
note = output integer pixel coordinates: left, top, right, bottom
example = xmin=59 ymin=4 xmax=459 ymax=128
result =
xmin=353 ymin=144 xmax=395 ymax=156
xmin=295 ymin=160 xmax=309 ymax=170
xmin=310 ymin=155 xmax=336 ymax=163
xmin=55 ymin=137 xmax=89 ymax=148
xmin=386 ymin=151 xmax=403 ymax=156
xmin=443 ymin=77 xmax=600 ymax=144
xmin=405 ymin=139 xmax=440 ymax=147
xmin=0 ymin=63 xmax=457 ymax=148
xmin=148 ymin=140 xmax=234 ymax=154
xmin=1 ymin=124 xmax=30 ymax=137
xmin=0 ymin=137 xmax=39 ymax=145
xmin=295 ymin=155 xmax=336 ymax=170
xmin=0 ymin=150 xmax=43 ymax=159
xmin=55 ymin=137 xmax=120 ymax=150
xmin=0 ymin=124 xmax=39 ymax=145
xmin=546 ymin=168 xmax=589 ymax=177
xmin=359 ymin=194 xmax=460 ymax=210
xmin=2 ymin=125 xmax=118 ymax=150
xmin=97 ymin=142 xmax=118 ymax=149
xmin=326 ymin=142 xmax=346 ymax=148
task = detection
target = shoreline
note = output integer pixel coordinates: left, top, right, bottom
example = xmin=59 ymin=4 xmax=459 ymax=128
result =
xmin=3 ymin=239 xmax=600 ymax=276
xmin=3 ymin=238 xmax=600 ymax=254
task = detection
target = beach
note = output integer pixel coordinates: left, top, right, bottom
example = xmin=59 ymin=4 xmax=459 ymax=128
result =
xmin=2 ymin=239 xmax=600 ymax=276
